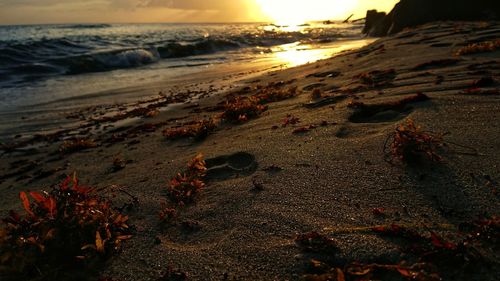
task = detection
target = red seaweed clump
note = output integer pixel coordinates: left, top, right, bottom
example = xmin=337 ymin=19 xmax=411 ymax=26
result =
xmin=0 ymin=176 xmax=133 ymax=280
xmin=386 ymin=119 xmax=444 ymax=163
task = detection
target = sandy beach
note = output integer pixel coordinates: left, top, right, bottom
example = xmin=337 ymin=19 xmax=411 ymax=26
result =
xmin=1 ymin=21 xmax=499 ymax=280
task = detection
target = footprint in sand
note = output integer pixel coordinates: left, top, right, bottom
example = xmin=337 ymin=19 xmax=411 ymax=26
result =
xmin=205 ymin=152 xmax=257 ymax=181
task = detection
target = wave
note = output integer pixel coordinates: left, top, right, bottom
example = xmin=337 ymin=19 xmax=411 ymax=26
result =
xmin=58 ymin=24 xmax=112 ymax=29
xmin=64 ymin=39 xmax=240 ymax=74
xmin=3 ymin=38 xmax=89 ymax=50
xmin=63 ymin=48 xmax=160 ymax=74
xmin=0 ymin=38 xmax=91 ymax=64
xmin=0 ymin=23 xmax=360 ymax=81
xmin=157 ymin=39 xmax=240 ymax=58
xmin=9 ymin=63 xmax=61 ymax=74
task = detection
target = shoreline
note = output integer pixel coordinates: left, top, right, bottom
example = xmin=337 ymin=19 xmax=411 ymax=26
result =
xmin=0 ymin=38 xmax=374 ymax=140
xmin=0 ymin=21 xmax=366 ymax=112
xmin=1 ymin=21 xmax=499 ymax=281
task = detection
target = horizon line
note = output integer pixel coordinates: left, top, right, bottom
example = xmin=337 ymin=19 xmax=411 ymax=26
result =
xmin=0 ymin=19 xmax=354 ymax=27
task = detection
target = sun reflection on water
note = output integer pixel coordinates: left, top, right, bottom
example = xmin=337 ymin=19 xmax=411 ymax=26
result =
xmin=271 ymin=39 xmax=375 ymax=68
xmin=273 ymin=44 xmax=332 ymax=67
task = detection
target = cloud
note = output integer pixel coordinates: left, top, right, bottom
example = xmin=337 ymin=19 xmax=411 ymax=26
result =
xmin=0 ymin=0 xmax=266 ymax=24
xmin=0 ymin=0 xmax=107 ymax=7
xmin=0 ymin=0 xmax=249 ymax=11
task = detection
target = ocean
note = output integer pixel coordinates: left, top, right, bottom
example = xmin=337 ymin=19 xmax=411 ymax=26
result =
xmin=0 ymin=21 xmax=369 ymax=110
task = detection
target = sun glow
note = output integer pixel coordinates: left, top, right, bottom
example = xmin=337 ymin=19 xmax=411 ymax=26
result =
xmin=256 ymin=0 xmax=358 ymax=25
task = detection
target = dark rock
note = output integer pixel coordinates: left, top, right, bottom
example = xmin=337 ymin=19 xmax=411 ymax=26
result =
xmin=362 ymin=10 xmax=387 ymax=35
xmin=364 ymin=0 xmax=500 ymax=36
xmin=372 ymin=15 xmax=393 ymax=37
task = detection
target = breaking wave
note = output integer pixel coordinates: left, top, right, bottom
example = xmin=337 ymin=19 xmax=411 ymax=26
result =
xmin=0 ymin=21 xmax=363 ymax=83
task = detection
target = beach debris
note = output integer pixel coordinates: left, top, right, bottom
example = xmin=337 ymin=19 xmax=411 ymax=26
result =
xmin=251 ymin=177 xmax=265 ymax=191
xmin=163 ymin=118 xmax=217 ymax=140
xmin=372 ymin=207 xmax=386 ymax=216
xmin=104 ymin=123 xmax=163 ymax=146
xmin=293 ymin=125 xmax=318 ymax=134
xmin=144 ymin=109 xmax=160 ymax=118
xmin=413 ymin=59 xmax=461 ymax=71
xmin=222 ymin=84 xmax=298 ymax=123
xmin=112 ymin=155 xmax=127 ymax=171
xmin=222 ymin=96 xmax=267 ymax=123
xmin=59 ymin=138 xmax=98 ymax=153
xmin=371 ymin=223 xmax=423 ymax=241
xmin=460 ymin=88 xmax=500 ymax=95
xmin=255 ymin=84 xmax=298 ymax=103
xmin=160 ymin=154 xmax=207 ymax=224
xmin=371 ymin=219 xmax=499 ymax=268
xmin=455 ymin=39 xmax=500 ymax=56
xmin=299 ymin=216 xmax=499 ymax=281
xmin=238 ymin=114 xmax=248 ymax=122
xmin=385 ymin=119 xmax=445 ymax=163
xmin=353 ymin=69 xmax=396 ymax=88
xmin=0 ymin=175 xmax=133 ymax=279
xmin=282 ymin=115 xmax=301 ymax=127
xmin=458 ymin=76 xmax=498 ymax=95
xmin=304 ymin=263 xmax=441 ymax=281
xmin=347 ymin=100 xmax=365 ymax=108
xmin=310 ymin=89 xmax=322 ymax=100
xmin=469 ymin=76 xmax=496 ymax=87
xmin=167 ymin=153 xmax=207 ymax=205
xmin=158 ymin=203 xmax=177 ymax=223
xmin=90 ymin=93 xmax=189 ymax=124
xmin=295 ymin=232 xmax=339 ymax=253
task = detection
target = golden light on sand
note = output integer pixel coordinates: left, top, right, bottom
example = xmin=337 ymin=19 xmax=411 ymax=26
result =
xmin=255 ymin=0 xmax=357 ymax=25
xmin=273 ymin=44 xmax=334 ymax=67
xmin=272 ymin=39 xmax=374 ymax=67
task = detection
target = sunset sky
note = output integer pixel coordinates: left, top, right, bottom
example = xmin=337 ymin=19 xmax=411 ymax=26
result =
xmin=0 ymin=0 xmax=399 ymax=25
